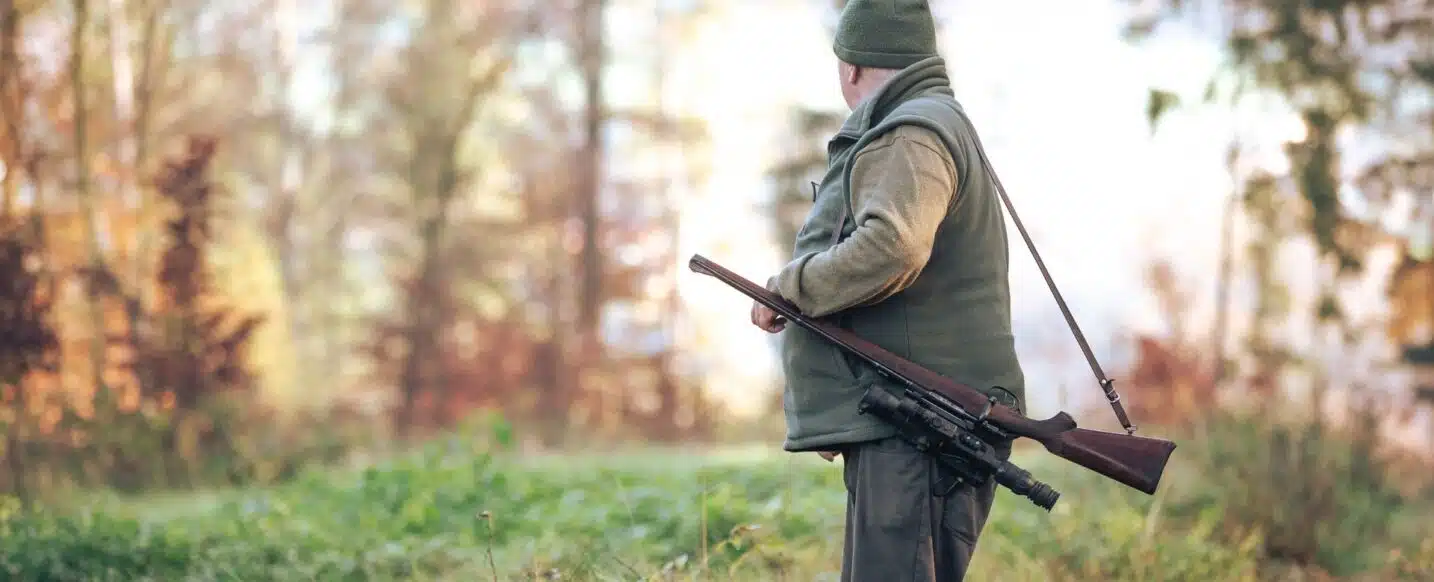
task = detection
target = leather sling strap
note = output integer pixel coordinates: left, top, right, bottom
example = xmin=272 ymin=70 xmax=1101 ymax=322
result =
xmin=949 ymin=105 xmax=1138 ymax=434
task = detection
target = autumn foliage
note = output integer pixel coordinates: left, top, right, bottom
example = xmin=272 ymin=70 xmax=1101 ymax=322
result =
xmin=126 ymin=136 xmax=263 ymax=410
xmin=0 ymin=217 xmax=58 ymax=497
xmin=0 ymin=218 xmax=58 ymax=392
xmin=0 ymin=137 xmax=350 ymax=496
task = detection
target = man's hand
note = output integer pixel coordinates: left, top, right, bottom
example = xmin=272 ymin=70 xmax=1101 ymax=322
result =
xmin=817 ymin=451 xmax=840 ymax=462
xmin=751 ymin=301 xmax=786 ymax=333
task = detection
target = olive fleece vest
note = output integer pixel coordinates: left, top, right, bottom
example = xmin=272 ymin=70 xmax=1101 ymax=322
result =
xmin=779 ymin=57 xmax=1026 ymax=452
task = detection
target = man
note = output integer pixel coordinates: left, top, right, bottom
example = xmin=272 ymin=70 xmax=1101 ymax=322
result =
xmin=749 ymin=0 xmax=1026 ymax=579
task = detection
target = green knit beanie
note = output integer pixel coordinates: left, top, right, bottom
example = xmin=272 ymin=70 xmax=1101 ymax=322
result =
xmin=833 ymin=0 xmax=939 ymax=70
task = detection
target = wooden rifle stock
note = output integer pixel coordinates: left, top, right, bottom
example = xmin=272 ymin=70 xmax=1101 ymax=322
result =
xmin=689 ymin=254 xmax=1177 ymax=496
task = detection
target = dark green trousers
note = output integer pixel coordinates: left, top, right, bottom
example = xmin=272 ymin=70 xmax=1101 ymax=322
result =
xmin=838 ymin=437 xmax=1003 ymax=582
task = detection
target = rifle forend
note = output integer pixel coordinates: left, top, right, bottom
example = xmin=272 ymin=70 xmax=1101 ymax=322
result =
xmin=689 ymin=254 xmax=1177 ymax=497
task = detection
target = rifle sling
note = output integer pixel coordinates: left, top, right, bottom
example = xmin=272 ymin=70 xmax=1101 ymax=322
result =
xmin=948 ymin=105 xmax=1138 ymax=435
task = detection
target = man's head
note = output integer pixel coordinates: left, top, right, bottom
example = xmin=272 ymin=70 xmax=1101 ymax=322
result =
xmin=832 ymin=0 xmax=939 ymax=109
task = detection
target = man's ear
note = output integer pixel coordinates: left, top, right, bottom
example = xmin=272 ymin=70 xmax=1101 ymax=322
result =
xmin=846 ymin=64 xmax=862 ymax=86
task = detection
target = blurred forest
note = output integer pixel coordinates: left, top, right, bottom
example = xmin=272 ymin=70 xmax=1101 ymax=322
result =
xmin=0 ymin=0 xmax=725 ymax=499
xmin=1120 ymin=0 xmax=1434 ymax=432
xmin=0 ymin=0 xmax=1433 ymax=576
xmin=1 ymin=0 xmax=1433 ymax=579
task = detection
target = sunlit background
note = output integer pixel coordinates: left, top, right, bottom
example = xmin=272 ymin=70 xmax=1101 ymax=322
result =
xmin=2 ymin=0 xmax=1433 ymax=579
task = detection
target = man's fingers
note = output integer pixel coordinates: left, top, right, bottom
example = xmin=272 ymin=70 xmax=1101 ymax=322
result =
xmin=764 ymin=317 xmax=786 ymax=333
xmin=751 ymin=303 xmax=769 ymax=329
xmin=751 ymin=304 xmax=788 ymax=333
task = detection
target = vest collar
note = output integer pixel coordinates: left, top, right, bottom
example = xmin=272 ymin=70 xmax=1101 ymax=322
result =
xmin=833 ymin=56 xmax=953 ymax=142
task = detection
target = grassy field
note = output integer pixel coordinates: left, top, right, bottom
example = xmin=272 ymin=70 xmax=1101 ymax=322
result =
xmin=1 ymin=422 xmax=1431 ymax=581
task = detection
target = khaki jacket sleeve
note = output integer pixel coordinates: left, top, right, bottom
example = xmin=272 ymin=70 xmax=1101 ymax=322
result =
xmin=772 ymin=125 xmax=958 ymax=317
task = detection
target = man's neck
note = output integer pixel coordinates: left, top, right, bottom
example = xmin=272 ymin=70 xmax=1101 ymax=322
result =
xmin=856 ymin=72 xmax=899 ymax=103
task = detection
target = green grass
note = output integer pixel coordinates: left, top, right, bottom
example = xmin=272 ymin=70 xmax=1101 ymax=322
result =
xmin=1 ymin=428 xmax=1429 ymax=581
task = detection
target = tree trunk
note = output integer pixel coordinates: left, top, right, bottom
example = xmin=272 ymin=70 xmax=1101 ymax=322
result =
xmin=0 ymin=0 xmax=20 ymax=218
xmin=395 ymin=133 xmax=460 ymax=438
xmin=0 ymin=0 xmax=24 ymax=499
xmin=71 ymin=0 xmax=110 ymax=397
xmin=315 ymin=0 xmax=363 ymax=407
xmin=395 ymin=248 xmax=438 ymax=439
xmin=1210 ymin=192 xmax=1236 ymax=385
xmin=130 ymin=0 xmax=165 ymax=304
xmin=107 ymin=0 xmax=138 ymax=216
xmin=649 ymin=0 xmax=679 ymax=441
xmin=573 ymin=0 xmax=608 ymax=431
xmin=530 ymin=177 xmax=569 ymax=447
xmin=577 ymin=0 xmax=606 ymax=331
xmin=265 ymin=0 xmax=312 ymax=407
xmin=1210 ymin=143 xmax=1241 ymax=390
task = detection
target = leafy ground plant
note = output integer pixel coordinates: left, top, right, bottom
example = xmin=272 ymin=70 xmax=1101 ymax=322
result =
xmin=1 ymin=416 xmax=1429 ymax=581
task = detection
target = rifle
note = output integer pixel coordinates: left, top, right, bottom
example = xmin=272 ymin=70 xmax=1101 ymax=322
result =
xmin=688 ymin=254 xmax=1176 ymax=511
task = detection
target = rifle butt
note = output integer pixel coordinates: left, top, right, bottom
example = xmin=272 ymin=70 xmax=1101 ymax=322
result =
xmin=1043 ymin=428 xmax=1176 ymax=495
